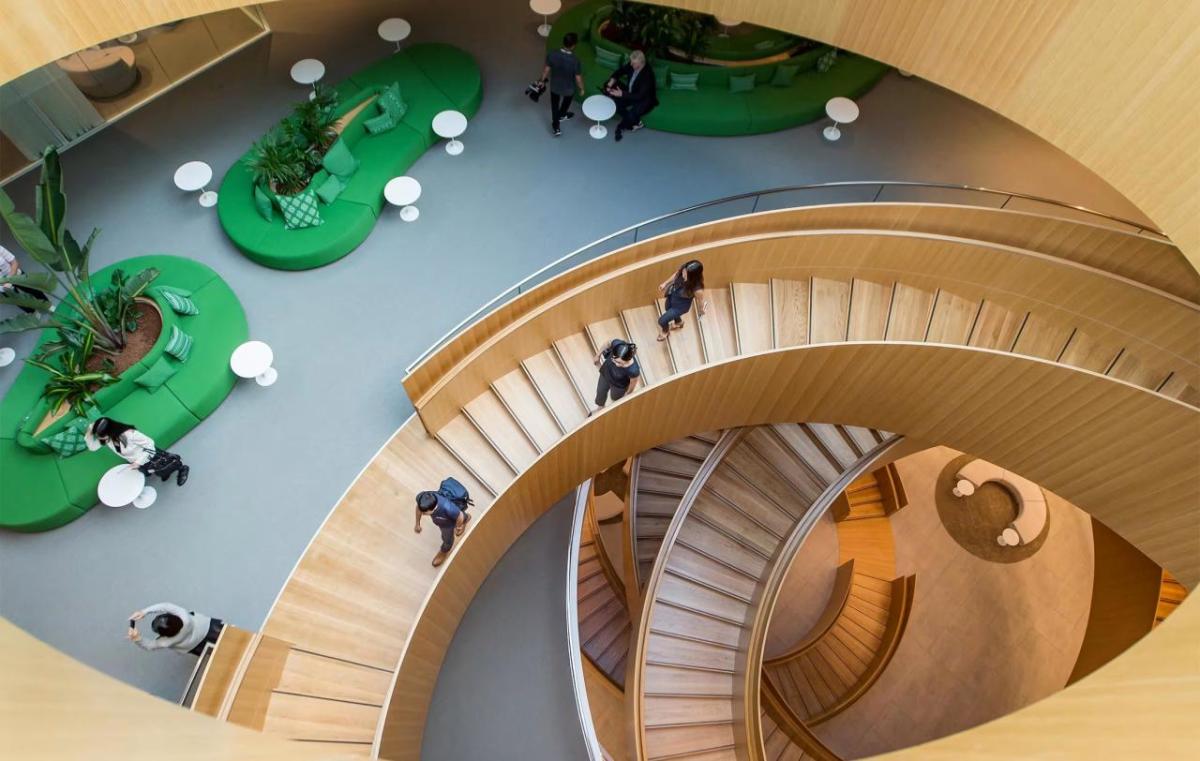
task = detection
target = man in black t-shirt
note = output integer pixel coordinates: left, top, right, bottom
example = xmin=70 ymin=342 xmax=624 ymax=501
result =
xmin=538 ymin=32 xmax=586 ymax=136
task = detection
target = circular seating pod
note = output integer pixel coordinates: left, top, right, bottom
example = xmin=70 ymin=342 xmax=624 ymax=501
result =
xmin=217 ymin=44 xmax=482 ymax=270
xmin=957 ymin=458 xmax=1048 ymax=544
xmin=0 ymin=255 xmax=248 ymax=532
xmin=548 ymin=0 xmax=889 ymax=136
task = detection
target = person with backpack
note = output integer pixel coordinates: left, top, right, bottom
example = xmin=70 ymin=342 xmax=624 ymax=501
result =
xmin=591 ymin=339 xmax=640 ymax=414
xmin=657 ymin=259 xmax=708 ymax=341
xmin=414 ymin=478 xmax=475 ymax=567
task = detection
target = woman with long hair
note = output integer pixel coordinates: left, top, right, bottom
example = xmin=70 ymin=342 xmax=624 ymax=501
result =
xmin=85 ymin=416 xmax=190 ymax=486
xmin=657 ymin=259 xmax=708 ymax=341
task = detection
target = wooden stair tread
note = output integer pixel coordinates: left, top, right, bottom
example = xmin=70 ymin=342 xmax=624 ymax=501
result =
xmin=770 ymin=278 xmax=809 ymax=348
xmin=732 ymin=282 xmax=773 ymax=354
xmin=700 ymin=287 xmax=739 ymax=362
xmin=810 ymin=277 xmax=850 ymax=344
xmin=623 ymin=305 xmax=676 ymax=383
xmin=435 ymin=414 xmax=513 ymax=496
xmin=262 ymin=691 xmax=380 ymax=743
xmin=849 ymin=278 xmax=892 ymax=341
xmin=657 ymin=297 xmax=706 ymax=372
xmin=969 ymin=300 xmax=1024 ymax=350
xmin=555 ymin=332 xmax=602 ymax=413
xmin=522 ymin=348 xmax=587 ymax=430
xmin=926 ymin=289 xmax=980 ymax=345
xmin=273 ymin=649 xmax=393 ymax=706
xmin=492 ymin=367 xmax=562 ymax=450
xmin=464 ymin=389 xmax=539 ymax=470
xmin=885 ymin=283 xmax=935 ymax=341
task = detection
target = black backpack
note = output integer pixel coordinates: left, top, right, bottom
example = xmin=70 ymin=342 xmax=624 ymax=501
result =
xmin=438 ymin=477 xmax=473 ymax=510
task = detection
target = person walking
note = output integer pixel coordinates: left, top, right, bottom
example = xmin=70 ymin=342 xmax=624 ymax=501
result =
xmin=657 ymin=260 xmax=708 ymax=341
xmin=84 ymin=417 xmax=190 ymax=486
xmin=538 ymin=32 xmax=586 ymax=136
xmin=604 ymin=50 xmax=658 ymax=142
xmin=128 ymin=602 xmax=224 ymax=655
xmin=591 ymin=339 xmax=640 ymax=413
xmin=414 ymin=478 xmax=474 ymax=567
xmin=0 ymin=244 xmax=49 ymax=313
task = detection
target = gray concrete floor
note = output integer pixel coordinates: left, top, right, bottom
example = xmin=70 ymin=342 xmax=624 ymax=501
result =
xmin=0 ymin=0 xmax=1151 ymax=704
xmin=423 ymin=492 xmax=588 ymax=761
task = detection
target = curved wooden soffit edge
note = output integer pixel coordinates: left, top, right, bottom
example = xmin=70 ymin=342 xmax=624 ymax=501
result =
xmin=376 ymin=341 xmax=1200 ymax=760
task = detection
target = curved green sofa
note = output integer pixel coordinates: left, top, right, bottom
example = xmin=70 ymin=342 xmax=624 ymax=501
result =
xmin=550 ymin=1 xmax=889 ymax=136
xmin=218 ymin=44 xmax=483 ymax=270
xmin=0 ymin=255 xmax=247 ymax=532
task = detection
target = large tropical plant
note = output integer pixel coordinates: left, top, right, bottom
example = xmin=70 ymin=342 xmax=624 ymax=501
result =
xmin=24 ymin=330 xmax=116 ymax=416
xmin=244 ymin=132 xmax=309 ymax=195
xmin=291 ymin=83 xmax=340 ymax=154
xmin=0 ymin=147 xmax=158 ymax=357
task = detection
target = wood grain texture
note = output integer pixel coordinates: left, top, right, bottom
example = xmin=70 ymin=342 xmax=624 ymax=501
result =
xmin=191 ymin=625 xmax=253 ymax=717
xmin=379 ymin=344 xmax=1200 ymax=761
xmin=653 ymin=0 xmax=1200 ymax=264
xmin=403 ymin=205 xmax=1198 ymax=407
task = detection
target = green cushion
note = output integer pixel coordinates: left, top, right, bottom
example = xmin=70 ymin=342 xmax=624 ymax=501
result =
xmin=654 ymin=65 xmax=668 ymax=89
xmin=163 ymin=278 xmax=246 ymax=419
xmin=253 ymin=184 xmax=274 ymax=222
xmin=277 ymin=189 xmax=324 ymax=230
xmin=165 ymin=325 xmax=194 ymax=363
xmin=134 ymin=356 xmax=179 ymax=392
xmin=594 ymin=47 xmax=623 ymax=70
xmin=729 ymin=74 xmax=757 ymax=93
xmin=322 ymin=138 xmax=358 ymax=178
xmin=154 ymin=286 xmax=199 ymax=316
xmin=40 ymin=416 xmax=92 ymax=458
xmin=315 ymin=173 xmax=345 ymax=204
xmin=379 ymin=83 xmax=408 ymax=119
xmin=669 ymin=72 xmax=699 ymax=91
xmin=771 ymin=64 xmax=800 ymax=87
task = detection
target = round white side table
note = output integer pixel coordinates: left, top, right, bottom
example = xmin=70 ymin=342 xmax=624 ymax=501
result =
xmin=823 ymin=96 xmax=860 ymax=141
xmin=378 ymin=18 xmax=411 ymax=51
xmin=230 ymin=340 xmax=277 ymax=387
xmin=997 ymin=527 xmax=1021 ymax=547
xmin=432 ymin=110 xmax=468 ymax=155
xmin=290 ymin=58 xmax=325 ymax=99
xmin=117 ymin=33 xmax=139 ymax=45
xmin=99 ymin=466 xmax=157 ymax=509
xmin=531 ymin=0 xmax=562 ymax=37
xmin=952 ymin=479 xmax=976 ymax=498
xmin=582 ymin=94 xmax=616 ymax=139
xmin=716 ymin=16 xmax=742 ymax=37
xmin=385 ymin=176 xmax=422 ymax=222
xmin=174 ymin=161 xmax=216 ymax=207
xmin=0 ymin=347 xmax=15 ymax=368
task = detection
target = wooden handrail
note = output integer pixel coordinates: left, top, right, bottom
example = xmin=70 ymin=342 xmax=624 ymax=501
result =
xmin=587 ymin=485 xmax=629 ymax=616
xmin=760 ymin=679 xmax=842 ymax=761
xmin=568 ymin=479 xmax=607 ymax=761
xmin=765 ymin=561 xmax=856 ymax=663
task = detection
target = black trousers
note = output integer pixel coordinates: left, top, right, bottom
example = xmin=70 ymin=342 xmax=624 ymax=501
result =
xmin=187 ymin=618 xmax=225 ymax=656
xmin=595 ymin=374 xmax=630 ymax=407
xmin=550 ymin=93 xmax=574 ymax=129
xmin=615 ymin=98 xmax=650 ymax=132
xmin=139 ymin=450 xmax=185 ymax=481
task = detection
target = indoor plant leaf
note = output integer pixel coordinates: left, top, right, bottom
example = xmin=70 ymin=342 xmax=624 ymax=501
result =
xmin=0 ymin=291 xmax=53 ymax=312
xmin=0 ymin=271 xmax=58 ymax=293
xmin=0 ymin=311 xmax=57 ymax=335
xmin=0 ymin=188 xmax=65 ymax=270
xmin=35 ymin=146 xmax=67 ymax=247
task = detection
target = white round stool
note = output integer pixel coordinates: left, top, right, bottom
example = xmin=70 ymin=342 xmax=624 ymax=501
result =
xmin=230 ymin=340 xmax=277 ymax=387
xmin=99 ymin=466 xmax=157 ymax=509
xmin=531 ymin=0 xmax=562 ymax=37
xmin=378 ymin=18 xmax=411 ymax=51
xmin=174 ymin=161 xmax=216 ymax=208
xmin=432 ymin=110 xmax=468 ymax=155
xmin=716 ymin=16 xmax=742 ymax=37
xmin=582 ymin=94 xmax=616 ymax=139
xmin=0 ymin=347 xmax=15 ymax=368
xmin=997 ymin=527 xmax=1021 ymax=547
xmin=952 ymin=479 xmax=976 ymax=498
xmin=385 ymin=176 xmax=422 ymax=222
xmin=823 ymin=96 xmax=860 ymax=141
xmin=290 ymin=58 xmax=325 ymax=99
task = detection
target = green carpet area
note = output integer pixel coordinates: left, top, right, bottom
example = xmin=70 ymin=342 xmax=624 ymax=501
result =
xmin=0 ymin=255 xmax=248 ymax=532
xmin=549 ymin=0 xmax=889 ymax=136
xmin=218 ymin=43 xmax=483 ymax=270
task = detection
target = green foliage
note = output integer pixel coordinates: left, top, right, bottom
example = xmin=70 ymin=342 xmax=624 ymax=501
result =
xmin=608 ymin=1 xmax=715 ymax=60
xmin=816 ymin=48 xmax=839 ymax=73
xmin=674 ymin=12 xmax=716 ymax=61
xmin=25 ymin=330 xmax=116 ymax=416
xmin=95 ymin=268 xmax=159 ymax=334
xmin=245 ymin=84 xmax=341 ymax=195
xmin=244 ymin=133 xmax=309 ymax=195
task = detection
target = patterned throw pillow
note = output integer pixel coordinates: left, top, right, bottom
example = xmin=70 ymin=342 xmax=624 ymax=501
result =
xmin=165 ymin=325 xmax=194 ymax=363
xmin=364 ymin=110 xmax=398 ymax=134
xmin=41 ymin=416 xmax=93 ymax=458
xmin=771 ymin=64 xmax=800 ymax=87
xmin=729 ymin=73 xmax=757 ymax=93
xmin=669 ymin=72 xmax=699 ymax=91
xmin=276 ymin=189 xmax=324 ymax=230
xmin=153 ymin=286 xmax=199 ymax=316
xmin=135 ymin=356 xmax=179 ymax=392
xmin=378 ymin=83 xmax=407 ymax=120
xmin=253 ymin=183 xmax=274 ymax=222
xmin=594 ymin=47 xmax=623 ymax=70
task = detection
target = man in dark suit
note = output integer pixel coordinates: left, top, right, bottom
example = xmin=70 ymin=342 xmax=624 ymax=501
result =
xmin=604 ymin=50 xmax=658 ymax=142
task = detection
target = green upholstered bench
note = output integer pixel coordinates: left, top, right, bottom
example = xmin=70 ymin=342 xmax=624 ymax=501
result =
xmin=0 ymin=255 xmax=247 ymax=532
xmin=550 ymin=1 xmax=888 ymax=137
xmin=217 ymin=43 xmax=483 ymax=270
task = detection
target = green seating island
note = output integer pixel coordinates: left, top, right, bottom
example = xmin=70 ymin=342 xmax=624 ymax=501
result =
xmin=0 ymin=255 xmax=247 ymax=532
xmin=550 ymin=1 xmax=889 ymax=136
xmin=218 ymin=43 xmax=483 ymax=270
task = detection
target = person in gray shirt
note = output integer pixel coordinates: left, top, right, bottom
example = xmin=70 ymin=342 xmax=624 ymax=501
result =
xmin=538 ymin=32 xmax=585 ymax=136
xmin=128 ymin=602 xmax=224 ymax=655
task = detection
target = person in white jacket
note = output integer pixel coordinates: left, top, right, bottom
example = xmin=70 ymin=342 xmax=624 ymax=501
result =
xmin=85 ymin=417 xmax=190 ymax=486
xmin=128 ymin=602 xmax=224 ymax=655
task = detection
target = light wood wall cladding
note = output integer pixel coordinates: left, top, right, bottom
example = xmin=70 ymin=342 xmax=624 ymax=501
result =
xmin=377 ymin=344 xmax=1200 ymax=760
xmin=191 ymin=625 xmax=254 ymax=717
xmin=404 ymin=205 xmax=1194 ymax=405
xmin=0 ymin=0 xmax=264 ymax=82
xmin=650 ymin=0 xmax=1200 ymax=267
xmin=0 ymin=618 xmax=340 ymax=760
xmin=409 ymin=229 xmax=1200 ymax=432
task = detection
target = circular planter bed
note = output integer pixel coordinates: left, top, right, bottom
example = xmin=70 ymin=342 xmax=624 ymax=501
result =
xmin=0 ymin=255 xmax=248 ymax=532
